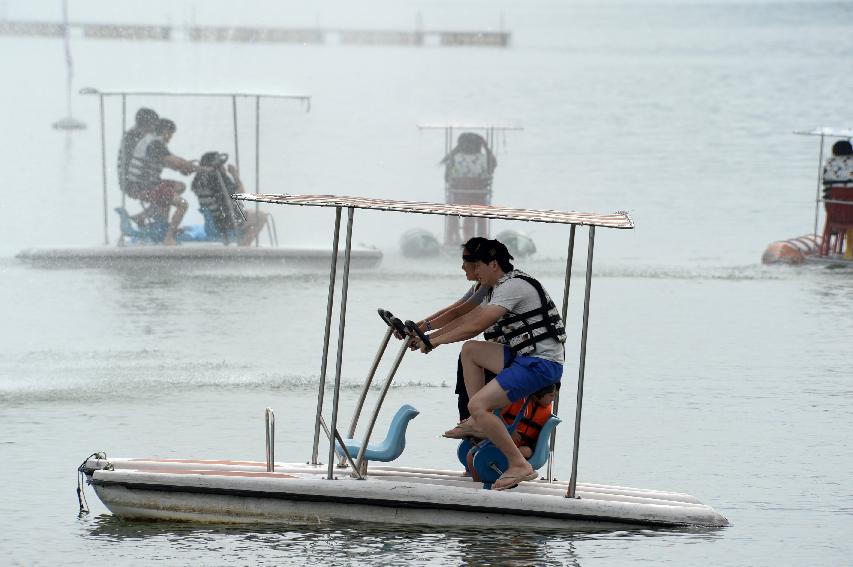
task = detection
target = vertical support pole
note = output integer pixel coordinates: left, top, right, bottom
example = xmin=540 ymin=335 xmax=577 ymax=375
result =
xmin=444 ymin=127 xmax=452 ymax=244
xmin=232 ymin=95 xmax=240 ymax=173
xmin=813 ymin=134 xmax=825 ymax=238
xmin=254 ymin=95 xmax=261 ymax=247
xmin=567 ymin=226 xmax=595 ymax=499
xmin=99 ymin=94 xmax=108 ymax=245
xmin=119 ymin=94 xmax=127 ymax=246
xmin=265 ymin=408 xmax=275 ymax=472
xmin=546 ymin=224 xmax=576 ymax=482
xmin=327 ymin=207 xmax=355 ymax=480
xmin=311 ymin=207 xmax=342 ymax=465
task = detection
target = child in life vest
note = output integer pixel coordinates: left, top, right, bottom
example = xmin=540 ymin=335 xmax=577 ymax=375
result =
xmin=502 ymin=383 xmax=556 ymax=458
xmin=465 ymin=383 xmax=556 ymax=475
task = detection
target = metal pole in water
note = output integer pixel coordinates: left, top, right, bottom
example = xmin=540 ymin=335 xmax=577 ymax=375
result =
xmin=567 ymin=225 xmax=595 ymax=499
xmin=546 ymin=224 xmax=576 ymax=482
xmin=119 ymin=94 xmax=126 ymax=245
xmin=311 ymin=207 xmax=341 ymax=464
xmin=120 ymin=95 xmax=126 ymax=210
xmin=254 ymin=95 xmax=260 ymax=247
xmin=326 ymin=207 xmax=355 ymax=479
xmin=99 ymin=94 xmax=108 ymax=245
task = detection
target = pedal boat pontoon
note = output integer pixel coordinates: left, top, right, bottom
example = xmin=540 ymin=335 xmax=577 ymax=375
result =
xmin=18 ymin=88 xmax=382 ymax=269
xmin=79 ymin=194 xmax=728 ymax=529
xmin=762 ymin=127 xmax=853 ymax=267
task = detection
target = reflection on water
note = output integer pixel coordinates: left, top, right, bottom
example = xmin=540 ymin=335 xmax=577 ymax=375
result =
xmin=83 ymin=514 xmax=722 ymax=566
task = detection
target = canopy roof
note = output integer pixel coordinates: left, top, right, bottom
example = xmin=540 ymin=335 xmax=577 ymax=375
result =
xmin=794 ymin=127 xmax=853 ymax=138
xmin=234 ymin=193 xmax=634 ymax=229
xmin=418 ymin=122 xmax=523 ymax=131
xmin=79 ymin=87 xmax=311 ymax=102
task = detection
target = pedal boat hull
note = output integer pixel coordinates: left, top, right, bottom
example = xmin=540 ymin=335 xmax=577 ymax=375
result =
xmin=82 ymin=457 xmax=728 ymax=530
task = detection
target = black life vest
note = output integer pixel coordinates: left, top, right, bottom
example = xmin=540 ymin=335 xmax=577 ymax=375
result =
xmin=483 ymin=270 xmax=566 ymax=356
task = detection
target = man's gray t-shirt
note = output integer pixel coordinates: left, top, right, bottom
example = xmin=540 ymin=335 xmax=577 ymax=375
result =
xmin=460 ymin=283 xmax=489 ymax=304
xmin=487 ymin=277 xmax=565 ymax=364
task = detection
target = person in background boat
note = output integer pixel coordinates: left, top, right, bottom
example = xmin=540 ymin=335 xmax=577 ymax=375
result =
xmin=441 ymin=133 xmax=496 ymax=245
xmin=413 ymin=238 xmax=565 ymax=491
xmin=191 ymin=152 xmax=269 ymax=246
xmin=822 ymin=140 xmax=853 ymax=198
xmin=117 ymin=107 xmax=159 ymax=227
xmin=125 ymin=118 xmax=203 ymax=245
xmin=117 ymin=107 xmax=158 ymax=194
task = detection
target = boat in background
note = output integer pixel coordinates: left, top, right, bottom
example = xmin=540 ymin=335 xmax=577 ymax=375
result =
xmin=496 ymin=229 xmax=536 ymax=259
xmin=763 ymin=127 xmax=853 ymax=267
xmin=79 ymin=193 xmax=727 ymax=530
xmin=21 ymin=87 xmax=382 ymax=269
xmin=401 ymin=123 xmax=534 ymax=258
xmin=400 ymin=228 xmax=441 ymax=258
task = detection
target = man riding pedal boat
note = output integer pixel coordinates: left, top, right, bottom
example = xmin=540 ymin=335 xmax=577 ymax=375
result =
xmin=414 ymin=238 xmax=565 ymax=491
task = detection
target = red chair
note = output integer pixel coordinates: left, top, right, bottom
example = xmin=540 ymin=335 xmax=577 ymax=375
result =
xmin=820 ymin=185 xmax=853 ymax=256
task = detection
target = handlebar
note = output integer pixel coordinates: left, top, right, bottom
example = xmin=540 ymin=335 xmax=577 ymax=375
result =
xmin=405 ymin=320 xmax=433 ymax=352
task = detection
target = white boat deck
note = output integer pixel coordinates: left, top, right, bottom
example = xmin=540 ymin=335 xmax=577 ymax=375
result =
xmin=16 ymin=245 xmax=383 ymax=268
xmin=83 ymin=457 xmax=728 ymax=530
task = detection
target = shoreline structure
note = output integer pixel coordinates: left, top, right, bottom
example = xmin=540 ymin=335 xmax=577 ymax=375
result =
xmin=0 ymin=19 xmax=510 ymax=47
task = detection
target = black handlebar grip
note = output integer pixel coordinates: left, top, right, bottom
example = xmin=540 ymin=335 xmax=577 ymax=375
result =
xmin=404 ymin=320 xmax=433 ymax=352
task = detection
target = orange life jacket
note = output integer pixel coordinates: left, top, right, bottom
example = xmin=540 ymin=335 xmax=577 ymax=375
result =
xmin=500 ymin=399 xmax=552 ymax=449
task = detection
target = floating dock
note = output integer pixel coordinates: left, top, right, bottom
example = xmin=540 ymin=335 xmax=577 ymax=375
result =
xmin=0 ymin=20 xmax=510 ymax=48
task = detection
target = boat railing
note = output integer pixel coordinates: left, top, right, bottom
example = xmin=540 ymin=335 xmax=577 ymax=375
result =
xmin=264 ymin=408 xmax=275 ymax=472
xmin=266 ymin=215 xmax=280 ymax=247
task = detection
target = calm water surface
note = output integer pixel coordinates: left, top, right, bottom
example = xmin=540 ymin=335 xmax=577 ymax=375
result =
xmin=2 ymin=1 xmax=853 ymax=565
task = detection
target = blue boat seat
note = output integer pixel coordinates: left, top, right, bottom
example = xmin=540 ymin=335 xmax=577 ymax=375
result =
xmin=459 ymin=414 xmax=562 ymax=485
xmin=200 ymin=207 xmax=242 ymax=243
xmin=114 ymin=207 xmax=168 ymax=243
xmin=335 ymin=404 xmax=419 ymax=463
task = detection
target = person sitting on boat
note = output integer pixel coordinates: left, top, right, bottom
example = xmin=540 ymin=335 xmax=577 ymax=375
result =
xmin=441 ymin=133 xmax=497 ymax=245
xmin=118 ymin=107 xmax=159 ymax=189
xmin=125 ymin=118 xmax=202 ymax=245
xmin=191 ymin=152 xmax=269 ymax=246
xmin=464 ymin=383 xmax=556 ymax=476
xmin=413 ymin=238 xmax=565 ymax=491
xmin=823 ymin=140 xmax=853 ymax=198
xmin=117 ymin=107 xmax=158 ymax=224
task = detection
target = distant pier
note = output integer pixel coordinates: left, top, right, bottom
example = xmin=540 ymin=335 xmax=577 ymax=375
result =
xmin=0 ymin=20 xmax=510 ymax=48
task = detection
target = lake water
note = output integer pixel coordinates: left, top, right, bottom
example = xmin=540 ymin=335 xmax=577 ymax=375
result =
xmin=1 ymin=1 xmax=852 ymax=565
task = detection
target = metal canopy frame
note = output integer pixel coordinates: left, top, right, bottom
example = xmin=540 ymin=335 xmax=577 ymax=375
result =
xmin=234 ymin=192 xmax=634 ymax=498
xmin=794 ymin=127 xmax=853 ymax=238
xmin=80 ymin=87 xmax=311 ymax=245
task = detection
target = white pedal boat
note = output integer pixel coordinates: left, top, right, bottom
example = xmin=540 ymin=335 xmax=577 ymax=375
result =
xmin=78 ymin=194 xmax=729 ymax=530
xmin=81 ymin=457 xmax=727 ymax=528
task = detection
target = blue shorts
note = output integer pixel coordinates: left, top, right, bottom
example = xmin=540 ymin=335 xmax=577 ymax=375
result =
xmin=495 ymin=345 xmax=563 ymax=402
